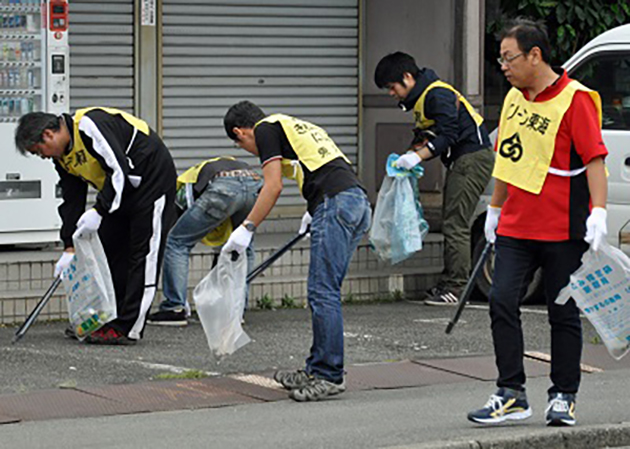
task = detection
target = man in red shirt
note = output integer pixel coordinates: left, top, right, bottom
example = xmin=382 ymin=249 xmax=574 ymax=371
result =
xmin=468 ymin=19 xmax=608 ymax=427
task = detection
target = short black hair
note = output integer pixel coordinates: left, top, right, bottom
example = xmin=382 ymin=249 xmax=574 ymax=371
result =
xmin=500 ymin=18 xmax=552 ymax=64
xmin=374 ymin=52 xmax=421 ymax=89
xmin=15 ymin=112 xmax=61 ymax=155
xmin=223 ymin=101 xmax=266 ymax=141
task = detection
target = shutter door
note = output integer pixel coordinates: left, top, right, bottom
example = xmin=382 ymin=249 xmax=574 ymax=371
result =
xmin=162 ymin=0 xmax=359 ymax=207
xmin=69 ymin=0 xmax=135 ymax=112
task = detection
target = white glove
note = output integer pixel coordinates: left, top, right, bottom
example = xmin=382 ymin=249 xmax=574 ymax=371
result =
xmin=299 ymin=211 xmax=312 ymax=235
xmin=73 ymin=208 xmax=102 ymax=240
xmin=585 ymin=207 xmax=607 ymax=251
xmin=484 ymin=206 xmax=502 ymax=244
xmin=394 ymin=151 xmax=422 ymax=170
xmin=54 ymin=251 xmax=75 ymax=278
xmin=222 ymin=225 xmax=254 ymax=255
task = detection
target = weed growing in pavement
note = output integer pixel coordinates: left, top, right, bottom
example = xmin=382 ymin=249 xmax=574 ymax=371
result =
xmin=256 ymin=294 xmax=274 ymax=310
xmin=281 ymin=294 xmax=297 ymax=309
xmin=590 ymin=335 xmax=603 ymax=345
xmin=153 ymin=370 xmax=209 ymax=380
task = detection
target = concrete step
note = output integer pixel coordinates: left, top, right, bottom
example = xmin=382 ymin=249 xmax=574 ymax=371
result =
xmin=0 ymin=233 xmax=444 ymax=324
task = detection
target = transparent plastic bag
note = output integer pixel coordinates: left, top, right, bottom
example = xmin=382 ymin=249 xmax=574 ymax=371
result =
xmin=193 ymin=251 xmax=250 ymax=357
xmin=369 ymin=154 xmax=429 ymax=264
xmin=61 ymin=234 xmax=117 ymax=341
xmin=556 ymin=241 xmax=630 ymax=360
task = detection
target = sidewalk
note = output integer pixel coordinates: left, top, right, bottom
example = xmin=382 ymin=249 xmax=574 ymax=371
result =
xmin=1 ymin=301 xmax=630 ymax=448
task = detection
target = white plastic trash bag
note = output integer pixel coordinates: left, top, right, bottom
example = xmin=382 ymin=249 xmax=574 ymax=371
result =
xmin=556 ymin=241 xmax=630 ymax=360
xmin=61 ymin=234 xmax=117 ymax=341
xmin=193 ymin=251 xmax=250 ymax=357
xmin=369 ymin=153 xmax=429 ymax=264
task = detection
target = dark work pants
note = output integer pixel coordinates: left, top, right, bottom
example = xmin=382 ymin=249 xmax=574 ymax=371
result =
xmin=490 ymin=235 xmax=588 ymax=395
xmin=441 ymin=148 xmax=494 ymax=291
xmin=98 ymin=140 xmax=177 ymax=340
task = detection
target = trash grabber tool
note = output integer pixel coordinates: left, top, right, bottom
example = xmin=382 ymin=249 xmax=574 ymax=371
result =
xmin=445 ymin=242 xmax=493 ymax=334
xmin=12 ymin=276 xmax=62 ymax=343
xmin=246 ymin=230 xmax=308 ymax=283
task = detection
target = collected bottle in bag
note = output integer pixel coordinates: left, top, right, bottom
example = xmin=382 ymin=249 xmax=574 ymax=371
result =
xmin=75 ymin=308 xmax=112 ymax=338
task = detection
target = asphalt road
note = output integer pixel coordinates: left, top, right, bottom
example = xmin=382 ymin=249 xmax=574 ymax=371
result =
xmin=0 ymin=301 xmax=601 ymax=395
xmin=0 ymin=366 xmax=629 ymax=449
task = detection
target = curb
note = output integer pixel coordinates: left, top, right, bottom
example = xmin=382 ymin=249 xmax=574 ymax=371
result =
xmin=387 ymin=422 xmax=630 ymax=449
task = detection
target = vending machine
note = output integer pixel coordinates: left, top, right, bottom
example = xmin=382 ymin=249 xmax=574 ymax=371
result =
xmin=0 ymin=0 xmax=69 ymax=245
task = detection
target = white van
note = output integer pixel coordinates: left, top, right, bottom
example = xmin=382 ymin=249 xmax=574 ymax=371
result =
xmin=471 ymin=23 xmax=630 ymax=302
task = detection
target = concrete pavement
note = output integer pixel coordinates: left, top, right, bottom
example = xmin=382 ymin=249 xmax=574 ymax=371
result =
xmin=1 ymin=301 xmax=630 ymax=448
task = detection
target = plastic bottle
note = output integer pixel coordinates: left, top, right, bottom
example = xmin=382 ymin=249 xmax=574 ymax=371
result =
xmin=75 ymin=310 xmax=110 ymax=338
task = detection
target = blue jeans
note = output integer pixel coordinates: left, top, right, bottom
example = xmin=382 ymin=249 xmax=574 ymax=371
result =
xmin=160 ymin=176 xmax=262 ymax=311
xmin=305 ymin=187 xmax=372 ymax=383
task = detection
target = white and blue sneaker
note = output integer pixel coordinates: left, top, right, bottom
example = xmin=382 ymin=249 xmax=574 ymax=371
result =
xmin=546 ymin=392 xmax=576 ymax=426
xmin=468 ymin=388 xmax=533 ymax=424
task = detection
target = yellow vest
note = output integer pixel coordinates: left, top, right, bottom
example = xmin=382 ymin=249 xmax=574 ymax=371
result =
xmin=493 ymin=80 xmax=602 ymax=194
xmin=413 ymin=80 xmax=484 ymax=130
xmin=255 ymin=114 xmax=351 ymax=192
xmin=176 ymin=157 xmax=236 ymax=247
xmin=58 ymin=107 xmax=150 ymax=191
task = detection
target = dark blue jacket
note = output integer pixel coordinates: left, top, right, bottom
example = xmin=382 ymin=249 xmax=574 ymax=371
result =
xmin=400 ymin=68 xmax=491 ymax=167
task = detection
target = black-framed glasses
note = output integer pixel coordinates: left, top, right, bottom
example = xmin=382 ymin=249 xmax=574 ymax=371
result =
xmin=497 ymin=52 xmax=524 ymax=66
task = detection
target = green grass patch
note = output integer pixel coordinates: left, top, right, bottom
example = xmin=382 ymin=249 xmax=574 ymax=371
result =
xmin=153 ymin=370 xmax=209 ymax=380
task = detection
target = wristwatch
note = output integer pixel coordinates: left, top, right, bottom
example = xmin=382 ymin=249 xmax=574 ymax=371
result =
xmin=243 ymin=220 xmax=256 ymax=232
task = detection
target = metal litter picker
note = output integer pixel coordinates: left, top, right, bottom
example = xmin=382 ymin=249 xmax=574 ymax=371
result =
xmin=445 ymin=242 xmax=493 ymax=334
xmin=13 ymin=276 xmax=62 ymax=343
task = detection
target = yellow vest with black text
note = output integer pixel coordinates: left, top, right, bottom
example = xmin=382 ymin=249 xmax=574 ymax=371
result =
xmin=493 ymin=81 xmax=602 ymax=194
xmin=255 ymin=114 xmax=351 ymax=193
xmin=176 ymin=157 xmax=236 ymax=247
xmin=58 ymin=107 xmax=150 ymax=191
xmin=413 ymin=80 xmax=484 ymax=130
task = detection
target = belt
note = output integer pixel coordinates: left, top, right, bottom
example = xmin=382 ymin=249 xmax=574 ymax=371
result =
xmin=215 ymin=169 xmax=261 ymax=180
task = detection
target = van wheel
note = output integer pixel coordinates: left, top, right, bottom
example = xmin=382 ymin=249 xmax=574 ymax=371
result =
xmin=471 ymin=232 xmax=544 ymax=305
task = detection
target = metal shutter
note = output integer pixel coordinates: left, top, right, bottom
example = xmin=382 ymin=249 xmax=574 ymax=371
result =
xmin=162 ymin=0 xmax=359 ymax=207
xmin=69 ymin=0 xmax=135 ymax=112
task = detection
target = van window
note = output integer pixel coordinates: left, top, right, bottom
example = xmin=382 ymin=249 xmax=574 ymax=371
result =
xmin=570 ymin=52 xmax=630 ymax=131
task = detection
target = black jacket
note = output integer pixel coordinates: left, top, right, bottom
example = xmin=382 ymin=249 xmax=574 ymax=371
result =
xmin=400 ymin=68 xmax=491 ymax=166
xmin=54 ymin=109 xmax=174 ymax=248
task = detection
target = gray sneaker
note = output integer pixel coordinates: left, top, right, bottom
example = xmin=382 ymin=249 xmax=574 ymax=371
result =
xmin=289 ymin=378 xmax=346 ymax=402
xmin=274 ymin=369 xmax=313 ymax=390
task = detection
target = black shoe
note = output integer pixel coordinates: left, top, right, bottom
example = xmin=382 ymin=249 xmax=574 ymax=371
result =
xmin=425 ymin=287 xmax=460 ymax=306
xmin=468 ymin=388 xmax=533 ymax=424
xmin=146 ymin=309 xmax=187 ymax=327
xmin=546 ymin=392 xmax=576 ymax=426
xmin=64 ymin=325 xmax=78 ymax=340
xmin=424 ymin=282 xmax=446 ymax=299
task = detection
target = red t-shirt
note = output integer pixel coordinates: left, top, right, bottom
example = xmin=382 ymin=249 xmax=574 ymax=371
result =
xmin=496 ymin=70 xmax=608 ymax=241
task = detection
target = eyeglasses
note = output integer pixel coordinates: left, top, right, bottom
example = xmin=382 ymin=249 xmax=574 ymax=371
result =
xmin=497 ymin=52 xmax=524 ymax=66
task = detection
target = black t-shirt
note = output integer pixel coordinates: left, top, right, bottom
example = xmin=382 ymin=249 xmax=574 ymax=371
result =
xmin=254 ymin=122 xmax=363 ymax=213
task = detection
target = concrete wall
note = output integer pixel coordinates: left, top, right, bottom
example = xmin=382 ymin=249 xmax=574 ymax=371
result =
xmin=360 ymin=0 xmax=457 ymax=228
